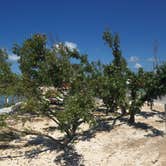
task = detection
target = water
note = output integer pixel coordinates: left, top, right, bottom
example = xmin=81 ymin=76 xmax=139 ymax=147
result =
xmin=0 ymin=96 xmax=20 ymax=109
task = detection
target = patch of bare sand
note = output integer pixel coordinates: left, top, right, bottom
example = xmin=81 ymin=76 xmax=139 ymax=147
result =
xmin=0 ymin=103 xmax=166 ymax=166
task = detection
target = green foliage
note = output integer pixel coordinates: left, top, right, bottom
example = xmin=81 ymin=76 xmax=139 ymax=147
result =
xmin=13 ymin=34 xmax=52 ymax=97
xmin=0 ymin=49 xmax=20 ymax=128
xmin=0 ymin=49 xmax=14 ymax=95
xmin=55 ymin=91 xmax=95 ymax=140
xmin=126 ymin=68 xmax=145 ymax=123
xmin=127 ymin=64 xmax=166 ymax=123
xmin=98 ymin=31 xmax=128 ymax=113
xmin=156 ymin=62 xmax=166 ymax=96
xmin=44 ymin=89 xmax=60 ymax=99
xmin=99 ymin=31 xmax=166 ymax=123
xmin=13 ymin=34 xmax=82 ymax=97
xmin=0 ymin=115 xmax=8 ymax=128
xmin=12 ymin=34 xmax=95 ymax=143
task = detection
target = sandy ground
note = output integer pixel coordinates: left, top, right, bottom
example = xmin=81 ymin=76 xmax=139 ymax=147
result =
xmin=0 ymin=103 xmax=166 ymax=166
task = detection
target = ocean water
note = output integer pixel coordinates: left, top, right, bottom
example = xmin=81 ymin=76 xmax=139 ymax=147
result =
xmin=0 ymin=96 xmax=20 ymax=109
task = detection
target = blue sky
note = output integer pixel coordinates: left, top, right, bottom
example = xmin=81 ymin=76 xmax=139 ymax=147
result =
xmin=0 ymin=0 xmax=166 ymax=72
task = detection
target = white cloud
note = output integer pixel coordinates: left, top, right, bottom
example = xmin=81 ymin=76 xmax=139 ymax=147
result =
xmin=147 ymin=57 xmax=154 ymax=62
xmin=8 ymin=54 xmax=20 ymax=61
xmin=64 ymin=41 xmax=77 ymax=51
xmin=134 ymin=63 xmax=142 ymax=69
xmin=129 ymin=56 xmax=139 ymax=63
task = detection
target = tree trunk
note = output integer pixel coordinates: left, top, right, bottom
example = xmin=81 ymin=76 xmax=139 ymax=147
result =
xmin=63 ymin=132 xmax=75 ymax=145
xmin=121 ymin=105 xmax=126 ymax=115
xmin=105 ymin=107 xmax=109 ymax=115
xmin=150 ymin=102 xmax=153 ymax=110
xmin=63 ymin=125 xmax=77 ymax=145
xmin=128 ymin=109 xmax=135 ymax=124
xmin=129 ymin=91 xmax=136 ymax=124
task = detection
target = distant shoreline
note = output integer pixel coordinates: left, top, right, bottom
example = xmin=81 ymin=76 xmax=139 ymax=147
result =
xmin=0 ymin=96 xmax=21 ymax=109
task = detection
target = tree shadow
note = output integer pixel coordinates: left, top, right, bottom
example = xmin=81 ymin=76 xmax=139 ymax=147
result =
xmin=138 ymin=111 xmax=156 ymax=119
xmin=156 ymin=120 xmax=165 ymax=123
xmin=22 ymin=136 xmax=63 ymax=159
xmin=24 ymin=135 xmax=61 ymax=148
xmin=24 ymin=136 xmax=84 ymax=165
xmin=138 ymin=109 xmax=165 ymax=120
xmin=54 ymin=145 xmax=84 ymax=166
xmin=0 ymin=135 xmax=60 ymax=159
xmin=118 ymin=117 xmax=164 ymax=137
xmin=95 ymin=108 xmax=108 ymax=115
xmin=0 ymin=144 xmax=20 ymax=150
xmin=152 ymin=109 xmax=165 ymax=120
xmin=76 ymin=115 xmax=125 ymax=141
xmin=0 ymin=131 xmax=20 ymax=142
xmin=133 ymin=122 xmax=164 ymax=137
xmin=0 ymin=134 xmax=83 ymax=166
xmin=1 ymin=108 xmax=164 ymax=164
xmin=43 ymin=126 xmax=60 ymax=132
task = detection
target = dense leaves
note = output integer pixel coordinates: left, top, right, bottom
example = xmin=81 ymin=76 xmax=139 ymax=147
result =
xmin=97 ymin=31 xmax=129 ymax=114
xmin=55 ymin=91 xmax=95 ymax=142
xmin=0 ymin=49 xmax=14 ymax=95
xmin=12 ymin=34 xmax=96 ymax=143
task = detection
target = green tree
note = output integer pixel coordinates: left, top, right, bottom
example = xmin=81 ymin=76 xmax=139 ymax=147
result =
xmin=0 ymin=49 xmax=13 ymax=96
xmin=55 ymin=91 xmax=95 ymax=143
xmin=13 ymin=34 xmax=95 ymax=144
xmin=100 ymin=31 xmax=128 ymax=114
xmin=127 ymin=65 xmax=166 ymax=124
xmin=0 ymin=49 xmax=18 ymax=128
xmin=127 ymin=68 xmax=146 ymax=123
xmin=155 ymin=62 xmax=166 ymax=96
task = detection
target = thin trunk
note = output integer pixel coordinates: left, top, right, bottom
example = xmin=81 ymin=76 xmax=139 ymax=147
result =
xmin=121 ymin=105 xmax=126 ymax=115
xmin=63 ymin=121 xmax=81 ymax=145
xmin=128 ymin=108 xmax=135 ymax=124
xmin=129 ymin=90 xmax=136 ymax=124
xmin=63 ymin=131 xmax=75 ymax=145
xmin=150 ymin=102 xmax=153 ymax=110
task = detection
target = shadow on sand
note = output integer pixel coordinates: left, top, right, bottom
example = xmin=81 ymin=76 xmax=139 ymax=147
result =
xmin=76 ymin=115 xmax=125 ymax=142
xmin=138 ymin=109 xmax=165 ymax=120
xmin=0 ymin=135 xmax=84 ymax=166
xmin=118 ymin=116 xmax=164 ymax=137
xmin=0 ymin=131 xmax=20 ymax=142
xmin=0 ymin=108 xmax=165 ymax=165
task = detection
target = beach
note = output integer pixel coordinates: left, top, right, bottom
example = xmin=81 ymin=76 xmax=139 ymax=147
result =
xmin=0 ymin=102 xmax=166 ymax=166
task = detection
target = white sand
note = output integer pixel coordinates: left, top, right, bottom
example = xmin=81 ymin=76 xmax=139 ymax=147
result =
xmin=0 ymin=103 xmax=166 ymax=166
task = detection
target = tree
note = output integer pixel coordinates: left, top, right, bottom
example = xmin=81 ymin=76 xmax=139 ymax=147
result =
xmin=0 ymin=49 xmax=18 ymax=128
xmin=126 ymin=68 xmax=146 ymax=123
xmin=155 ymin=62 xmax=166 ymax=96
xmin=55 ymin=91 xmax=95 ymax=143
xmin=100 ymin=30 xmax=166 ymax=124
xmin=99 ymin=31 xmax=128 ymax=114
xmin=127 ymin=64 xmax=166 ymax=124
xmin=0 ymin=49 xmax=14 ymax=96
xmin=13 ymin=34 xmax=95 ymax=144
